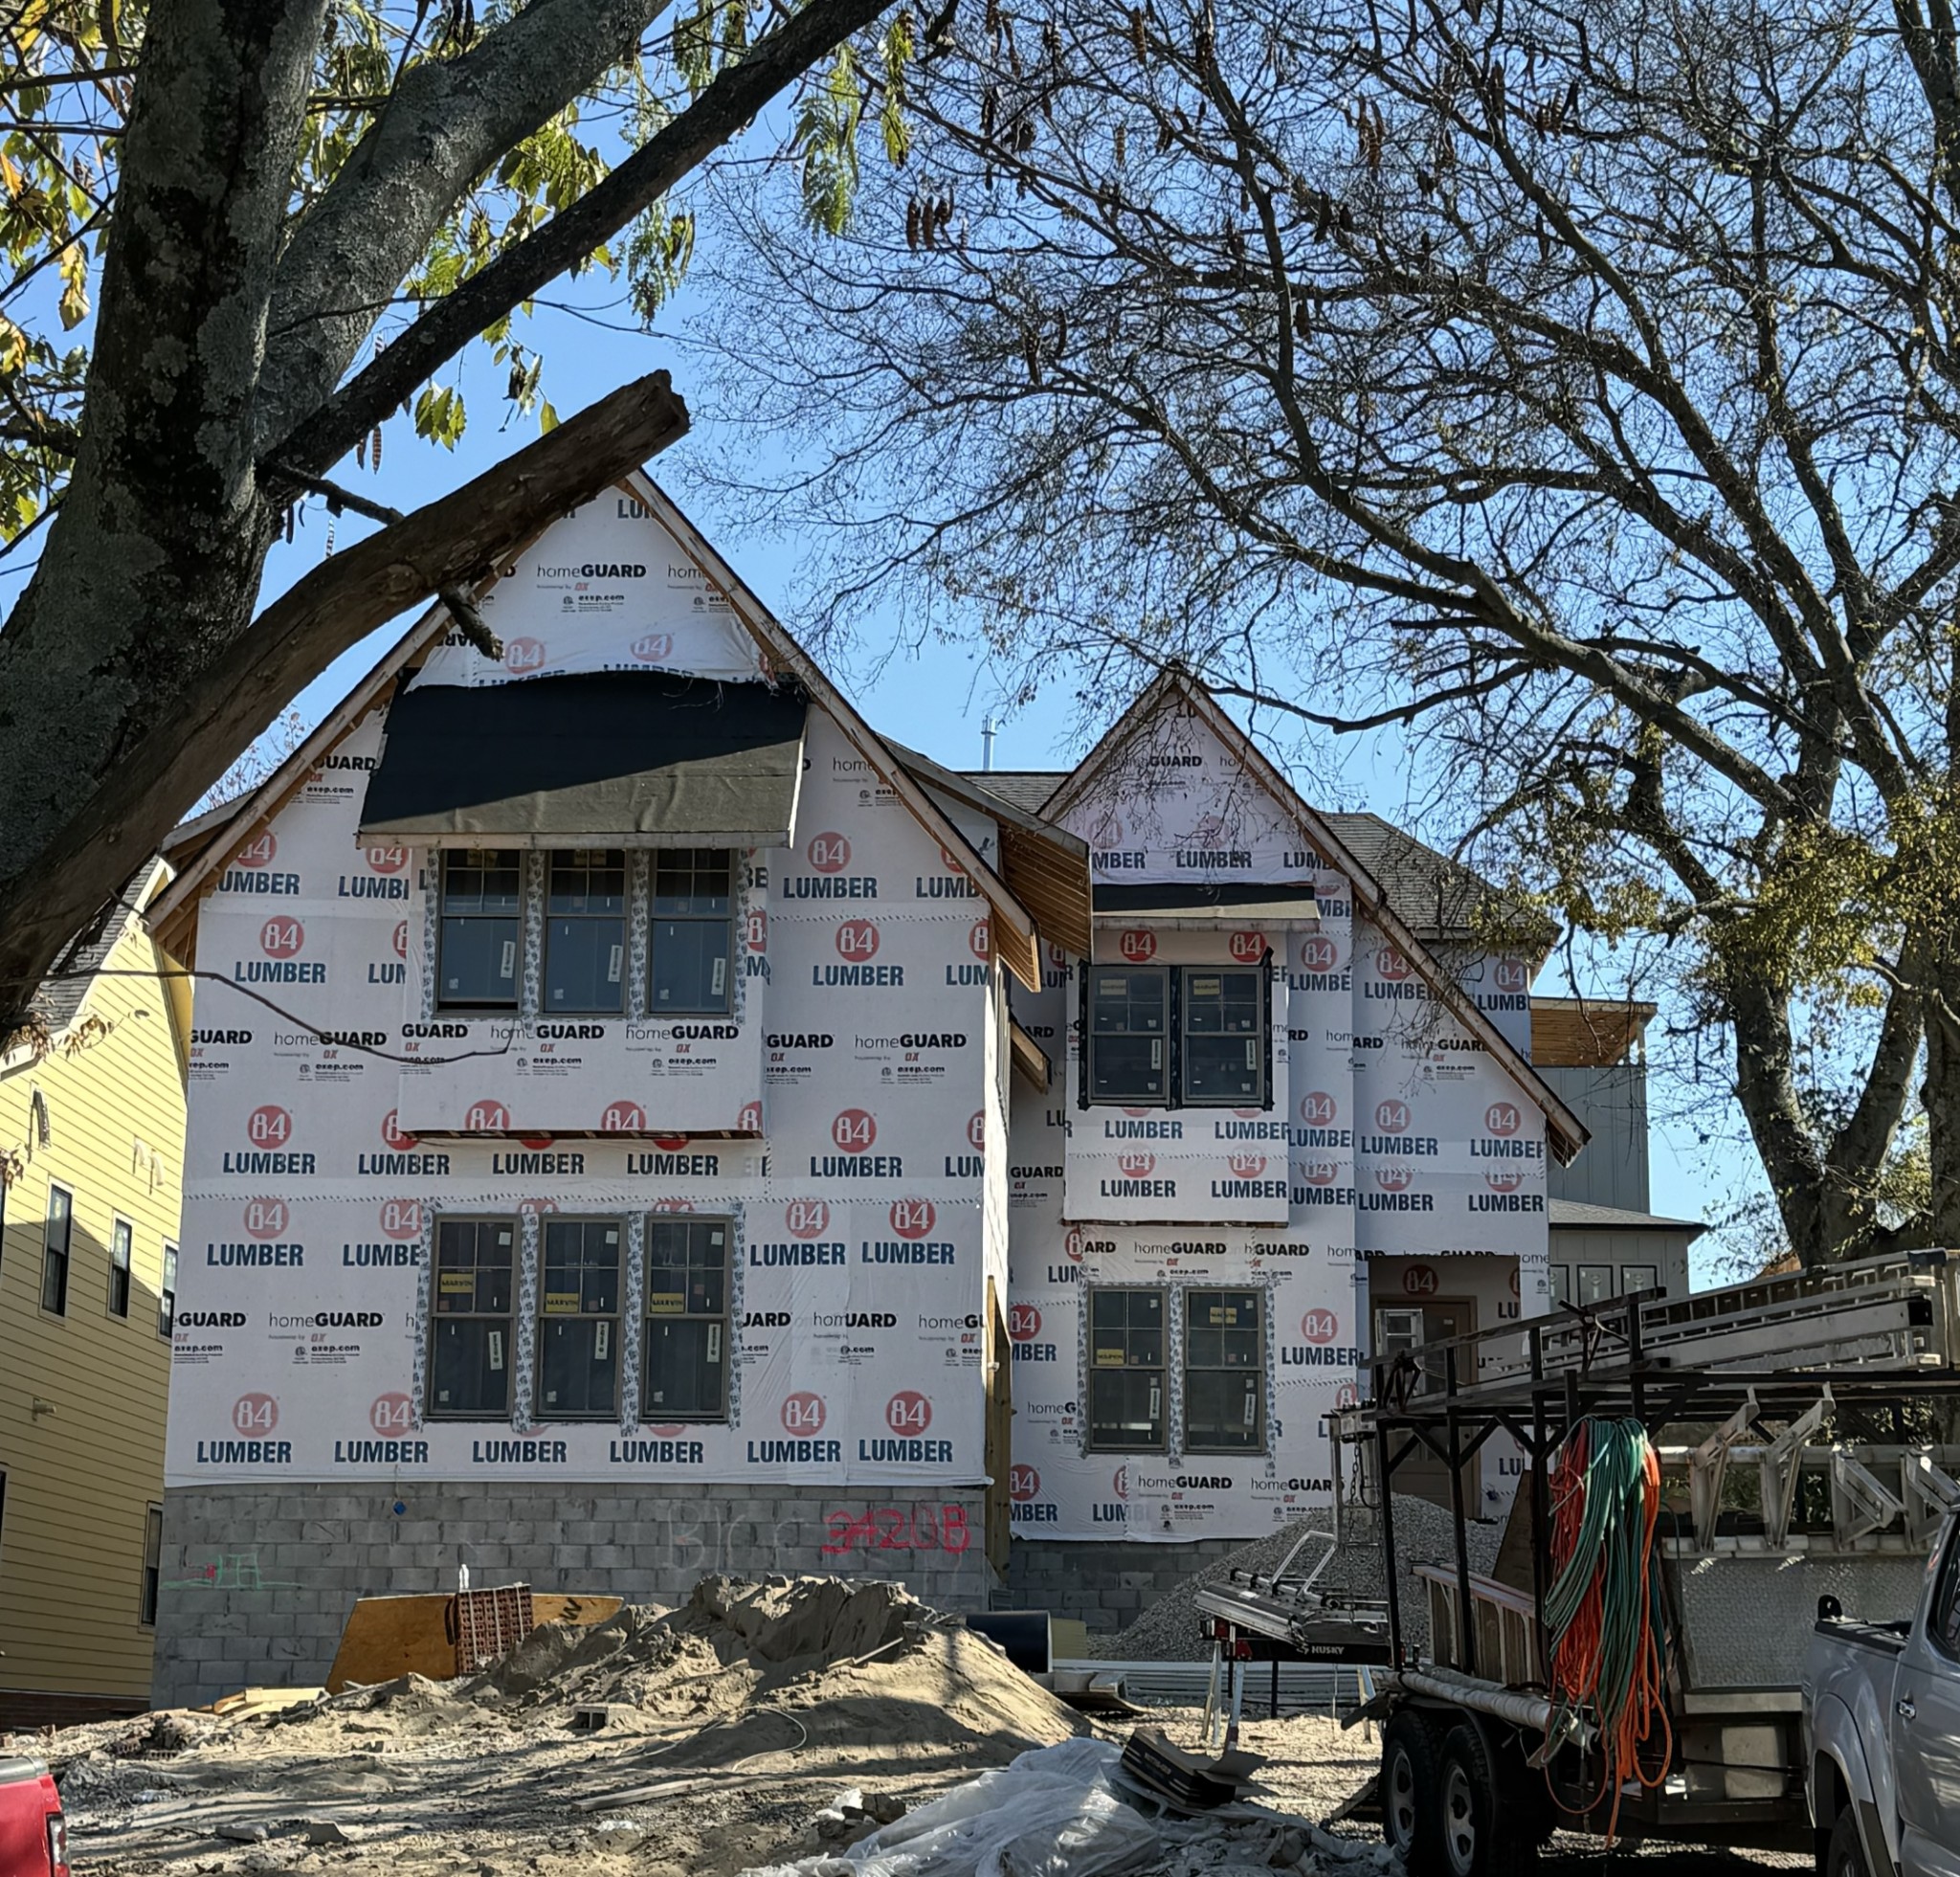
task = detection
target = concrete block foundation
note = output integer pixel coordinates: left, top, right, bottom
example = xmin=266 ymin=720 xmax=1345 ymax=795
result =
xmin=154 ymin=1484 xmax=993 ymax=1711
xmin=996 ymin=1537 xmax=1239 ymax=1640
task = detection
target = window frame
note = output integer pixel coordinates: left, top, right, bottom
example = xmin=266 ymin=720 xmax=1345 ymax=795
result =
xmin=1178 ymin=966 xmax=1271 ymax=1107
xmin=641 ymin=1214 xmax=733 ymax=1423
xmin=1576 ymin=1263 xmax=1615 ymax=1307
xmin=1550 ymin=1263 xmax=1571 ymax=1307
xmin=1080 ymin=963 xmax=1272 ymax=1111
xmin=1085 ymin=1284 xmax=1169 ymax=1453
xmin=649 ymin=849 xmax=736 ymax=1017
xmin=40 ymin=1183 xmax=72 ymax=1317
xmin=107 ymin=1214 xmax=133 ymax=1319
xmin=534 ymin=1216 xmax=625 ymax=1421
xmin=434 ymin=847 xmax=524 ymax=1014
xmin=425 ymin=1216 xmax=519 ymax=1420
xmin=140 ymin=1503 xmax=163 ymax=1627
xmin=1621 ymin=1263 xmax=1660 ymax=1298
xmin=159 ymin=1241 xmax=178 ymax=1340
xmin=1182 ymin=1285 xmax=1267 ymax=1456
xmin=1084 ymin=965 xmax=1173 ymax=1107
xmin=542 ymin=848 xmax=628 ymax=1017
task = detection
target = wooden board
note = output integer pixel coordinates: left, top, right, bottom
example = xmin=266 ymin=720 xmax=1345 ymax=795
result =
xmin=324 ymin=1590 xmax=622 ymax=1693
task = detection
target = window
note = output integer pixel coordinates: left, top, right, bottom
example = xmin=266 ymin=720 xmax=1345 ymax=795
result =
xmin=41 ymin=1184 xmax=71 ymax=1315
xmin=1621 ymin=1263 xmax=1659 ymax=1297
xmin=1181 ymin=970 xmax=1266 ymax=1104
xmin=108 ymin=1216 xmax=132 ymax=1318
xmin=1576 ymin=1263 xmax=1615 ymax=1306
xmin=1087 ymin=1287 xmax=1166 ymax=1450
xmin=651 ymin=851 xmax=734 ymax=1015
xmin=437 ymin=849 xmax=523 ymax=1009
xmin=1550 ymin=1264 xmax=1570 ymax=1307
xmin=643 ymin=1217 xmax=729 ymax=1419
xmin=159 ymin=1243 xmax=178 ymax=1339
xmin=140 ymin=1505 xmax=163 ymax=1626
xmin=1932 ymin=1522 xmax=1960 ymax=1661
xmin=428 ymin=1218 xmax=516 ymax=1417
xmin=545 ymin=850 xmax=626 ymax=1014
xmin=1083 ymin=965 xmax=1270 ymax=1107
xmin=1185 ymin=1288 xmax=1264 ymax=1452
xmin=1088 ymin=969 xmax=1169 ymax=1104
xmin=537 ymin=1218 xmax=622 ymax=1419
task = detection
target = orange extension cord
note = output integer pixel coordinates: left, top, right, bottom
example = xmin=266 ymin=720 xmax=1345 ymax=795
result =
xmin=1544 ymin=1416 xmax=1672 ymax=1841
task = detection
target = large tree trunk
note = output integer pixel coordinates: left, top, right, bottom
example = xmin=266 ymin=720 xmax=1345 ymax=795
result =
xmin=0 ymin=0 xmax=324 ymax=898
xmin=1729 ymin=965 xmax=1882 ymax=1264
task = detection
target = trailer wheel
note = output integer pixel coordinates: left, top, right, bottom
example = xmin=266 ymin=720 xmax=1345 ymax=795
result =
xmin=1437 ymin=1723 xmax=1503 ymax=1877
xmin=1381 ymin=1710 xmax=1444 ymax=1873
xmin=1827 ymin=1808 xmax=1869 ymax=1877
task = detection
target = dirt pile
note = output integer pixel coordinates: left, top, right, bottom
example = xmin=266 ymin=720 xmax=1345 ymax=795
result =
xmin=1092 ymin=1497 xmax=1504 ymax=1661
xmin=47 ymin=1575 xmax=1085 ymax=1877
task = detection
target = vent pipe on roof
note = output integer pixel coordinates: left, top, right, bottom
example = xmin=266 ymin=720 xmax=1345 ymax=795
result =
xmin=981 ymin=717 xmax=998 ymax=771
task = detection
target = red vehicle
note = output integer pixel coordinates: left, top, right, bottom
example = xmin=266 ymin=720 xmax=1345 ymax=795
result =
xmin=0 ymin=1755 xmax=66 ymax=1877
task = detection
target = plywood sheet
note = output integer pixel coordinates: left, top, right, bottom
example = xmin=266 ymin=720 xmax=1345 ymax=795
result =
xmin=324 ymin=1590 xmax=623 ymax=1693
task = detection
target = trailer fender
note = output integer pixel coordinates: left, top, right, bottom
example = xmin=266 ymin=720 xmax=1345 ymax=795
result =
xmin=1812 ymin=1693 xmax=1898 ymax=1877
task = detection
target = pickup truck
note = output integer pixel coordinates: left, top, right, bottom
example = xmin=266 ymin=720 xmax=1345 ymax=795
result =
xmin=1807 ymin=1513 xmax=1960 ymax=1877
xmin=0 ymin=1754 xmax=66 ymax=1877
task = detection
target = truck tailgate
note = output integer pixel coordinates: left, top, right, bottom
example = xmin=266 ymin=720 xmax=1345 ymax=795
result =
xmin=0 ymin=1754 xmax=59 ymax=1877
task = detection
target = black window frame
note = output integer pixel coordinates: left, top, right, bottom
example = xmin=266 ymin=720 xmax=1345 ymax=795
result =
xmin=140 ymin=1503 xmax=163 ymax=1627
xmin=642 ymin=1214 xmax=732 ymax=1422
xmin=535 ymin=1216 xmax=624 ymax=1420
xmin=107 ymin=1214 xmax=133 ymax=1319
xmin=1085 ymin=1285 xmax=1169 ymax=1453
xmin=40 ymin=1183 xmax=72 ymax=1316
xmin=1178 ymin=966 xmax=1270 ymax=1106
xmin=1621 ymin=1263 xmax=1660 ymax=1297
xmin=159 ymin=1241 xmax=178 ymax=1339
xmin=650 ymin=849 xmax=736 ymax=1017
xmin=1576 ymin=1263 xmax=1615 ymax=1306
xmin=1183 ymin=1285 xmax=1266 ymax=1455
xmin=426 ymin=1216 xmax=518 ymax=1419
xmin=435 ymin=847 xmax=524 ymax=1013
xmin=1084 ymin=965 xmax=1172 ymax=1106
xmin=1080 ymin=963 xmax=1272 ymax=1110
xmin=543 ymin=848 xmax=628 ymax=1016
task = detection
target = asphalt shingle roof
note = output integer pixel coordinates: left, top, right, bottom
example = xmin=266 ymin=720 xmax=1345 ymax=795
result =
xmin=30 ymin=874 xmax=148 ymax=1038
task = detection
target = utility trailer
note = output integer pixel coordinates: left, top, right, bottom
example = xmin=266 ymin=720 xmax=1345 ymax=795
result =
xmin=1319 ymin=1251 xmax=1960 ymax=1877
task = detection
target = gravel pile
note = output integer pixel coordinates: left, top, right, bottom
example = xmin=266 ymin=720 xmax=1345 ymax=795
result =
xmin=1088 ymin=1494 xmax=1505 ymax=1662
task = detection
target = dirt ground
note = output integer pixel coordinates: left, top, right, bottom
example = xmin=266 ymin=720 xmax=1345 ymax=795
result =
xmin=29 ymin=1579 xmax=1814 ymax=1877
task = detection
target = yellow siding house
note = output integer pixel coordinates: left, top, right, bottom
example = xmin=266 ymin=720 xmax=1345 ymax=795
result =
xmin=0 ymin=863 xmax=186 ymax=1728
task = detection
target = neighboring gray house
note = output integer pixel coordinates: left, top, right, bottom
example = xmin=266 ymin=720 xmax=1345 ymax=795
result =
xmin=1532 ymin=997 xmax=1704 ymax=1304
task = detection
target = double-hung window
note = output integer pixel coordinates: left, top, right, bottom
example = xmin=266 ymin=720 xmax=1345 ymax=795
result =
xmin=159 ymin=1242 xmax=178 ymax=1339
xmin=108 ymin=1217 xmax=133 ymax=1318
xmin=1084 ymin=964 xmax=1269 ymax=1107
xmin=140 ymin=1505 xmax=163 ymax=1625
xmin=1181 ymin=970 xmax=1266 ymax=1103
xmin=643 ymin=1216 xmax=729 ymax=1419
xmin=1089 ymin=970 xmax=1170 ymax=1103
xmin=537 ymin=1218 xmax=621 ymax=1418
xmin=1087 ymin=1287 xmax=1166 ymax=1451
xmin=651 ymin=851 xmax=734 ymax=1014
xmin=1185 ymin=1288 xmax=1264 ymax=1452
xmin=437 ymin=849 xmax=523 ymax=1010
xmin=429 ymin=1218 xmax=516 ymax=1416
xmin=41 ymin=1185 xmax=71 ymax=1315
xmin=545 ymin=850 xmax=627 ymax=1013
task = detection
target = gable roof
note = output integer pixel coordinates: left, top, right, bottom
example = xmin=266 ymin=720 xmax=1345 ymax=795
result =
xmin=148 ymin=476 xmax=1061 ymax=991
xmin=955 ymin=779 xmax=1549 ymax=953
xmin=1039 ymin=669 xmax=1588 ymax=1164
xmin=6 ymin=860 xmax=173 ymax=1062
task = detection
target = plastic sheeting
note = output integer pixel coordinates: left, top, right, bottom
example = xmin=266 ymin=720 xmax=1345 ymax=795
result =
xmin=747 ymin=1737 xmax=1159 ymax=1877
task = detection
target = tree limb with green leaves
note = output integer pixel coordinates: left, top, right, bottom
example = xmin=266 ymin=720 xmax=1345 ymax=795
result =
xmin=0 ymin=0 xmax=900 ymax=1039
